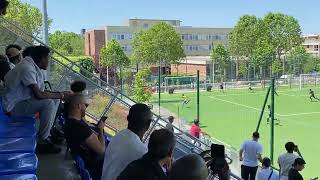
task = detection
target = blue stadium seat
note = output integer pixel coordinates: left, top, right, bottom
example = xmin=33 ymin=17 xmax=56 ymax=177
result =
xmin=0 ymin=124 xmax=36 ymax=138
xmin=0 ymin=174 xmax=37 ymax=180
xmin=0 ymin=153 xmax=38 ymax=175
xmin=83 ymin=169 xmax=91 ymax=180
xmin=0 ymin=138 xmax=36 ymax=154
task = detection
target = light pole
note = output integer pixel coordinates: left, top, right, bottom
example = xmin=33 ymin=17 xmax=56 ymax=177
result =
xmin=42 ymin=0 xmax=49 ymax=80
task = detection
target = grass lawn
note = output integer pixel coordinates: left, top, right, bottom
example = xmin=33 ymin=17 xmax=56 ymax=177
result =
xmin=152 ymin=86 xmax=320 ymax=178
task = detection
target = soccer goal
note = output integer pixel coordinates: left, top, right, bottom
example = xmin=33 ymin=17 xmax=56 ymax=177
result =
xmin=164 ymin=75 xmax=197 ymax=92
xmin=299 ymin=73 xmax=320 ymax=90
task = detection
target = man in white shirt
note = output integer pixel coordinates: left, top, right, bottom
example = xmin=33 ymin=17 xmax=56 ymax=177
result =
xmin=278 ymin=142 xmax=300 ymax=180
xmin=258 ymin=157 xmax=279 ymax=180
xmin=2 ymin=46 xmax=71 ymax=154
xmin=239 ymin=131 xmax=263 ymax=180
xmin=101 ymin=103 xmax=152 ymax=180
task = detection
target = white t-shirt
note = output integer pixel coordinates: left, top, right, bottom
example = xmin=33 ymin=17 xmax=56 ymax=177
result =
xmin=278 ymin=153 xmax=299 ymax=176
xmin=241 ymin=140 xmax=263 ymax=167
xmin=101 ymin=129 xmax=147 ymax=180
xmin=258 ymin=168 xmax=279 ymax=180
xmin=2 ymin=56 xmax=45 ymax=112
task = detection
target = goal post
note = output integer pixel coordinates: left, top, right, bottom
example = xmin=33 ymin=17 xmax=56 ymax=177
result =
xmin=164 ymin=75 xmax=197 ymax=92
xmin=299 ymin=73 xmax=320 ymax=90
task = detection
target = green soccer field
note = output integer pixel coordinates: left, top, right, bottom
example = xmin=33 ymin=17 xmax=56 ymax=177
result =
xmin=152 ymin=86 xmax=320 ymax=178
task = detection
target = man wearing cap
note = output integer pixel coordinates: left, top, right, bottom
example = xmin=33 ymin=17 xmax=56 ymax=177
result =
xmin=288 ymin=158 xmax=305 ymax=180
xmin=5 ymin=44 xmax=22 ymax=69
xmin=101 ymin=103 xmax=153 ymax=180
xmin=278 ymin=142 xmax=301 ymax=180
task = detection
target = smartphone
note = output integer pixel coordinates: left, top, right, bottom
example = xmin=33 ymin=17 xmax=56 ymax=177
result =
xmin=211 ymin=143 xmax=225 ymax=158
xmin=99 ymin=116 xmax=108 ymax=123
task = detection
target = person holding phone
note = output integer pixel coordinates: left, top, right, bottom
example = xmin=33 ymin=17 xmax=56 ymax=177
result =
xmin=278 ymin=142 xmax=301 ymax=180
xmin=117 ymin=129 xmax=176 ymax=180
xmin=64 ymin=94 xmax=105 ymax=180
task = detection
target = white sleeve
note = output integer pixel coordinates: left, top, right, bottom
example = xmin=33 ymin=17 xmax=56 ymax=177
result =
xmin=257 ymin=144 xmax=263 ymax=154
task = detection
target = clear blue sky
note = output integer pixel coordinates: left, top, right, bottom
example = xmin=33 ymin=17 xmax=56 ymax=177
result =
xmin=23 ymin=0 xmax=318 ymax=34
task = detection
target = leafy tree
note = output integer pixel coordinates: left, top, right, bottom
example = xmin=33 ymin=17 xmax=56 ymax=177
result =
xmin=49 ymin=31 xmax=84 ymax=56
xmin=78 ymin=57 xmax=95 ymax=78
xmin=132 ymin=22 xmax=185 ymax=66
xmin=271 ymin=60 xmax=282 ymax=76
xmin=229 ymin=15 xmax=260 ymax=58
xmin=100 ymin=39 xmax=130 ymax=85
xmin=238 ymin=63 xmax=248 ymax=79
xmin=263 ymin=13 xmax=302 ymax=60
xmin=133 ymin=68 xmax=152 ymax=103
xmin=304 ymin=56 xmax=320 ymax=73
xmin=211 ymin=44 xmax=230 ymax=82
xmin=5 ymin=0 xmax=49 ymax=38
xmin=287 ymin=45 xmax=309 ymax=74
xmin=251 ymin=39 xmax=274 ymax=79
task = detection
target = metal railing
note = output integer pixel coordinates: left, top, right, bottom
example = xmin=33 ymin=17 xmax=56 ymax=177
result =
xmin=0 ymin=16 xmax=243 ymax=179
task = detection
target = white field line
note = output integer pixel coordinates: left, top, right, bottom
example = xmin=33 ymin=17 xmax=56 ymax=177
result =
xmin=279 ymin=112 xmax=320 ymax=117
xmin=208 ymin=96 xmax=282 ymax=116
xmin=209 ymin=95 xmax=320 ymax=118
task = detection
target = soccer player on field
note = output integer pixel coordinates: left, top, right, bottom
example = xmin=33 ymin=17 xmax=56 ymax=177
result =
xmin=248 ymin=83 xmax=254 ymax=92
xmin=267 ymin=105 xmax=280 ymax=125
xmin=181 ymin=94 xmax=190 ymax=107
xmin=219 ymin=83 xmax=224 ymax=93
xmin=309 ymin=89 xmax=320 ymax=102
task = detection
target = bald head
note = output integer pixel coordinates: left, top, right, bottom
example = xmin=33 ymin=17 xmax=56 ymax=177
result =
xmin=170 ymin=154 xmax=208 ymax=180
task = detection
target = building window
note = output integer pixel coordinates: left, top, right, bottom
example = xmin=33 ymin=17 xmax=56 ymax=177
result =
xmin=120 ymin=34 xmax=125 ymax=40
xmin=143 ymin=23 xmax=149 ymax=28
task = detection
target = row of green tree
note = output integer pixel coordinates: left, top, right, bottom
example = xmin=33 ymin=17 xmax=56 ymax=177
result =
xmin=214 ymin=13 xmax=319 ymax=81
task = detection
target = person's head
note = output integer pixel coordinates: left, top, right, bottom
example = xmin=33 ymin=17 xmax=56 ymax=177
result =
xmin=127 ymin=103 xmax=152 ymax=138
xmin=168 ymin=116 xmax=174 ymax=124
xmin=262 ymin=157 xmax=271 ymax=168
xmin=0 ymin=0 xmax=9 ymax=15
xmin=285 ymin=142 xmax=296 ymax=153
xmin=22 ymin=46 xmax=34 ymax=58
xmin=67 ymin=94 xmax=90 ymax=119
xmin=310 ymin=89 xmax=312 ymax=91
xmin=267 ymin=105 xmax=271 ymax=109
xmin=194 ymin=119 xmax=199 ymax=126
xmin=30 ymin=46 xmax=50 ymax=70
xmin=292 ymin=158 xmax=306 ymax=171
xmin=252 ymin=131 xmax=260 ymax=140
xmin=170 ymin=154 xmax=208 ymax=180
xmin=70 ymin=80 xmax=86 ymax=93
xmin=148 ymin=129 xmax=176 ymax=162
xmin=5 ymin=44 xmax=22 ymax=65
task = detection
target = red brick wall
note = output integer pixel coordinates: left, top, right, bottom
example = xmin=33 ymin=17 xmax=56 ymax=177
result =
xmin=84 ymin=30 xmax=106 ymax=67
xmin=171 ymin=63 xmax=207 ymax=79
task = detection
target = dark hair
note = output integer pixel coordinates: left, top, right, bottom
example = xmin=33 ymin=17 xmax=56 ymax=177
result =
xmin=168 ymin=116 xmax=174 ymax=122
xmin=194 ymin=119 xmax=199 ymax=125
xmin=252 ymin=131 xmax=260 ymax=139
xmin=5 ymin=44 xmax=22 ymax=54
xmin=285 ymin=142 xmax=296 ymax=153
xmin=0 ymin=0 xmax=9 ymax=13
xmin=22 ymin=46 xmax=34 ymax=58
xmin=70 ymin=80 xmax=86 ymax=93
xmin=293 ymin=158 xmax=306 ymax=166
xmin=262 ymin=157 xmax=271 ymax=168
xmin=148 ymin=129 xmax=176 ymax=160
xmin=30 ymin=46 xmax=50 ymax=64
xmin=127 ymin=103 xmax=152 ymax=132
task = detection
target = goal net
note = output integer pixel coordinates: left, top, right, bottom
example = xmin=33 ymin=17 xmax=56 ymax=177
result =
xmin=164 ymin=75 xmax=197 ymax=91
xmin=299 ymin=73 xmax=320 ymax=90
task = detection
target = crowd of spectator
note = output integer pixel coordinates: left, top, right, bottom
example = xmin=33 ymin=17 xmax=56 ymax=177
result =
xmin=239 ymin=132 xmax=305 ymax=180
xmin=0 ymin=1 xmax=307 ymax=177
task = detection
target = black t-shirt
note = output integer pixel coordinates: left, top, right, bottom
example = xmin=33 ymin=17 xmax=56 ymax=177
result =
xmin=64 ymin=118 xmax=93 ymax=156
xmin=288 ymin=168 xmax=303 ymax=180
xmin=64 ymin=118 xmax=104 ymax=180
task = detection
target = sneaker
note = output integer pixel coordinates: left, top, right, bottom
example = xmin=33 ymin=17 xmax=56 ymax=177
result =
xmin=36 ymin=139 xmax=61 ymax=154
